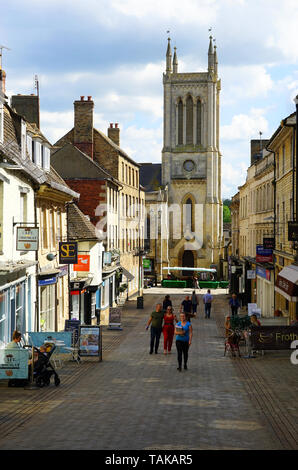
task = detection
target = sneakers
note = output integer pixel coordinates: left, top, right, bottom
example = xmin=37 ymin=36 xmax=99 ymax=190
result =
xmin=177 ymin=367 xmax=182 ymax=372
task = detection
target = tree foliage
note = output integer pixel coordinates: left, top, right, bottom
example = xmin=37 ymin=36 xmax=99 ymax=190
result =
xmin=223 ymin=204 xmax=231 ymax=223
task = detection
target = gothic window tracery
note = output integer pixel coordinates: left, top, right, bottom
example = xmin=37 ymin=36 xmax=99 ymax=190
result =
xmin=186 ymin=95 xmax=193 ymax=145
xmin=197 ymin=99 xmax=202 ymax=145
xmin=178 ymin=99 xmax=183 ymax=145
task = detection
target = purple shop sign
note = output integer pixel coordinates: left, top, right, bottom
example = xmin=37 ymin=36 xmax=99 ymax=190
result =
xmin=256 ymin=245 xmax=273 ymax=263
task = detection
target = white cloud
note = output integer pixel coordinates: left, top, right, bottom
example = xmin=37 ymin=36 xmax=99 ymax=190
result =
xmin=121 ymin=124 xmax=163 ymax=163
xmin=221 ymin=109 xmax=269 ymax=142
xmin=221 ymin=65 xmax=273 ymax=104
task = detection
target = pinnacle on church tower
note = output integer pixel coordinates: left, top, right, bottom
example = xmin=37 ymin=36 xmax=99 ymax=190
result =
xmin=166 ymin=37 xmax=172 ymax=73
xmin=214 ymin=45 xmax=218 ymax=76
xmin=173 ymin=47 xmax=178 ymax=73
xmin=208 ymin=35 xmax=214 ymax=72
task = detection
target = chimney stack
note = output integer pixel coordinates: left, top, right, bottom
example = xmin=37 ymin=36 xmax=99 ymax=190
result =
xmin=108 ymin=123 xmax=120 ymax=146
xmin=0 ymin=68 xmax=6 ymax=97
xmin=11 ymin=94 xmax=40 ymax=128
xmin=74 ymin=96 xmax=94 ymax=159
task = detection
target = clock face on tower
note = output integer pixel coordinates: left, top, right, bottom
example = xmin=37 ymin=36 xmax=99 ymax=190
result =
xmin=183 ymin=160 xmax=195 ymax=172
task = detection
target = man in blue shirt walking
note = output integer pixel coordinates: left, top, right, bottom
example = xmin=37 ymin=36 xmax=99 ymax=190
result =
xmin=203 ymin=289 xmax=213 ymax=319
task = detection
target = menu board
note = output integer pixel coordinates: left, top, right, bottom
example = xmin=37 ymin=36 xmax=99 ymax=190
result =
xmin=79 ymin=326 xmax=101 ymax=357
xmin=0 ymin=348 xmax=29 ymax=379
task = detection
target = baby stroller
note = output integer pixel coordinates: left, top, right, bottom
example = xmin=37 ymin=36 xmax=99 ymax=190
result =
xmin=224 ymin=329 xmax=242 ymax=357
xmin=30 ymin=344 xmax=61 ymax=387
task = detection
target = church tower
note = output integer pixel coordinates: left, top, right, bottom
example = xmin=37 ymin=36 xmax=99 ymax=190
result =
xmin=162 ymin=37 xmax=223 ymax=272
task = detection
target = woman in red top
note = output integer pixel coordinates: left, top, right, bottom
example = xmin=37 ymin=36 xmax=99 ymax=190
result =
xmin=163 ymin=306 xmax=178 ymax=354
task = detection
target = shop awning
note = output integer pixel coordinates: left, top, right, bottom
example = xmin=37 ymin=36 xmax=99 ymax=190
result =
xmin=162 ymin=267 xmax=216 ymax=273
xmin=121 ymin=267 xmax=134 ymax=281
xmin=275 ymin=264 xmax=298 ymax=302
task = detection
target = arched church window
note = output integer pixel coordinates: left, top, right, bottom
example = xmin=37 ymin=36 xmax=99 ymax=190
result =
xmin=178 ymin=99 xmax=183 ymax=145
xmin=184 ymin=197 xmax=194 ymax=233
xmin=197 ymin=99 xmax=202 ymax=145
xmin=186 ymin=96 xmax=193 ymax=145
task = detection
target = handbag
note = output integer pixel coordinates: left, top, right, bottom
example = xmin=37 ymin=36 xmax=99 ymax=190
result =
xmin=175 ymin=325 xmax=185 ymax=335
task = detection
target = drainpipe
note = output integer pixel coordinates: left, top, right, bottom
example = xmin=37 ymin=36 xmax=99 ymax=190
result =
xmin=34 ymin=188 xmax=39 ymax=331
xmin=265 ymin=144 xmax=276 ymax=314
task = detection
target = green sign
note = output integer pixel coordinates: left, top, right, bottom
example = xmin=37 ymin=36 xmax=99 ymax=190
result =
xmin=143 ymin=259 xmax=151 ymax=269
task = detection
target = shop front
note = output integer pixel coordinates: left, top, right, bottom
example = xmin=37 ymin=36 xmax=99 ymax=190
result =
xmin=256 ymin=266 xmax=274 ymax=317
xmin=38 ymin=272 xmax=59 ymax=332
xmin=275 ymin=264 xmax=298 ymax=323
xmin=0 ymin=265 xmax=36 ymax=345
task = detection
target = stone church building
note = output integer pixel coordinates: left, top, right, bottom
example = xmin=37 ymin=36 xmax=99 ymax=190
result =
xmin=140 ymin=37 xmax=223 ymax=279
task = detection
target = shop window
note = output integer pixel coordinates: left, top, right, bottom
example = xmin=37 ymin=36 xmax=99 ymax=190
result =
xmin=71 ymin=293 xmax=80 ymax=320
xmin=15 ymin=283 xmax=26 ymax=334
xmin=40 ymin=284 xmax=56 ymax=332
xmin=0 ymin=290 xmax=8 ymax=346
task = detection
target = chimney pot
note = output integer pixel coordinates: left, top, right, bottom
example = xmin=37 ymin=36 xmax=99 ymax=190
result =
xmin=115 ymin=123 xmax=118 ymax=128
xmin=110 ymin=123 xmax=113 ymax=128
xmin=87 ymin=96 xmax=92 ymax=101
xmin=80 ymin=96 xmax=84 ymax=101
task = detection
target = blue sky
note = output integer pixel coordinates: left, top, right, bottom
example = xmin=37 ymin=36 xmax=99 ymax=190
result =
xmin=1 ymin=0 xmax=298 ymax=198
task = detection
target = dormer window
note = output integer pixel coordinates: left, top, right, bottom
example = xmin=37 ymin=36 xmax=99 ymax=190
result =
xmin=32 ymin=140 xmax=42 ymax=166
xmin=27 ymin=134 xmax=32 ymax=160
xmin=42 ymin=145 xmax=50 ymax=171
xmin=21 ymin=120 xmax=26 ymax=159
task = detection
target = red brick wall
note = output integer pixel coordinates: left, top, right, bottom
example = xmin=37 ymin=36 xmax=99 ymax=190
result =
xmin=65 ymin=179 xmax=106 ymax=226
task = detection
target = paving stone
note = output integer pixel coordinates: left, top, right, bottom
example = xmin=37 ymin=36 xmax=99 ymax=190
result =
xmin=0 ymin=293 xmax=297 ymax=450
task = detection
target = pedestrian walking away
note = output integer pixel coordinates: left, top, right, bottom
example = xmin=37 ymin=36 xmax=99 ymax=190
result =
xmin=203 ymin=289 xmax=213 ymax=318
xmin=146 ymin=303 xmax=164 ymax=354
xmin=180 ymin=296 xmax=195 ymax=322
xmin=229 ymin=293 xmax=240 ymax=316
xmin=191 ymin=290 xmax=199 ymax=315
xmin=162 ymin=306 xmax=178 ymax=355
xmin=175 ymin=312 xmax=193 ymax=371
xmin=162 ymin=295 xmax=172 ymax=312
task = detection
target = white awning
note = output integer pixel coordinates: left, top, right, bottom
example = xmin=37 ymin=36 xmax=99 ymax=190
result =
xmin=277 ymin=265 xmax=298 ymax=284
xmin=275 ymin=264 xmax=298 ymax=302
xmin=162 ymin=267 xmax=216 ymax=273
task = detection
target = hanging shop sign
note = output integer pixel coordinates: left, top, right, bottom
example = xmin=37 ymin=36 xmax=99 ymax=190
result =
xmin=79 ymin=325 xmax=102 ymax=359
xmin=73 ymin=255 xmax=90 ymax=272
xmin=250 ymin=326 xmax=298 ymax=350
xmin=288 ymin=221 xmax=298 ymax=241
xmin=263 ymin=238 xmax=275 ymax=250
xmin=59 ymin=242 xmax=78 ymax=264
xmin=103 ymin=252 xmax=112 ymax=265
xmin=16 ymin=227 xmax=39 ymax=251
xmin=247 ymin=270 xmax=256 ymax=279
xmin=256 ymin=245 xmax=273 ymax=263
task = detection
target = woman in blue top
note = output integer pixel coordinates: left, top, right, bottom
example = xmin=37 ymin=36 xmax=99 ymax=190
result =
xmin=175 ymin=312 xmax=193 ymax=371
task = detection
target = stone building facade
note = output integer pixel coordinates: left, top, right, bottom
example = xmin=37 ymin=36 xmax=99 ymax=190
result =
xmin=54 ymin=97 xmax=145 ymax=299
xmin=267 ymin=112 xmax=298 ymax=323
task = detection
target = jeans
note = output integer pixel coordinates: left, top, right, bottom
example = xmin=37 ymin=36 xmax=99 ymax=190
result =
xmin=150 ymin=327 xmax=162 ymax=353
xmin=231 ymin=306 xmax=239 ymax=316
xmin=176 ymin=340 xmax=189 ymax=368
xmin=204 ymin=303 xmax=211 ymax=318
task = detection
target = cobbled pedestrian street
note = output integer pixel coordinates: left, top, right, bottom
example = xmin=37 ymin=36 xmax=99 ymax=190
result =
xmin=0 ymin=291 xmax=297 ymax=450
